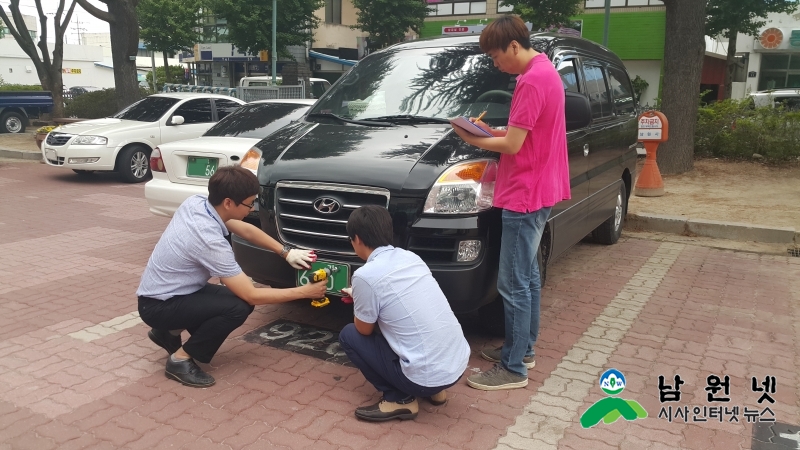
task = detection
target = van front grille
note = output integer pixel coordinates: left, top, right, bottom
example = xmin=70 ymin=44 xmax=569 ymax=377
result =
xmin=275 ymin=181 xmax=390 ymax=255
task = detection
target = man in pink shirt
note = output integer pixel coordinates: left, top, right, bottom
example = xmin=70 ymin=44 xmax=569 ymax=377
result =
xmin=452 ymin=15 xmax=570 ymax=390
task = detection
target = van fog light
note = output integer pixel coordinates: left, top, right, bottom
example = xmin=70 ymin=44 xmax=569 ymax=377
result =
xmin=68 ymin=157 xmax=99 ymax=164
xmin=457 ymin=240 xmax=481 ymax=262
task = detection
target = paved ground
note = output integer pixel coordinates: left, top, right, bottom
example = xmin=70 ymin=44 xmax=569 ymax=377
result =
xmin=0 ymin=161 xmax=798 ymax=450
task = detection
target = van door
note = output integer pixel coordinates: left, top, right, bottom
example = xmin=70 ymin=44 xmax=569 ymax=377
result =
xmin=580 ymin=60 xmax=627 ymax=230
xmin=548 ymin=57 xmax=591 ymax=261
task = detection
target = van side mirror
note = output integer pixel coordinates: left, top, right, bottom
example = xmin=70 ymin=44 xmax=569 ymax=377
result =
xmin=565 ymin=91 xmax=592 ymax=132
xmin=170 ymin=115 xmax=185 ymax=125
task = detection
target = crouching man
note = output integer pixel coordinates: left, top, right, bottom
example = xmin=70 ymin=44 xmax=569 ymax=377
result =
xmin=137 ymin=166 xmax=326 ymax=387
xmin=338 ymin=206 xmax=470 ymax=421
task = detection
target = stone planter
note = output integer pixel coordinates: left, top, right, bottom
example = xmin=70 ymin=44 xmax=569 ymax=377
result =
xmin=35 ymin=133 xmax=47 ymax=150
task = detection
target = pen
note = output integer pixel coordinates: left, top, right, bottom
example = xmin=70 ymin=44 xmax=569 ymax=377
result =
xmin=475 ymin=110 xmax=487 ymax=122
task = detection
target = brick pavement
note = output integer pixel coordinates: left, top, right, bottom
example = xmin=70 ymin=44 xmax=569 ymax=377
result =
xmin=0 ymin=161 xmax=797 ymax=450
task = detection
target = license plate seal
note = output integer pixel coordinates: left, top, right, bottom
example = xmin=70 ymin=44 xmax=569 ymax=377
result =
xmin=296 ymin=261 xmax=350 ymax=295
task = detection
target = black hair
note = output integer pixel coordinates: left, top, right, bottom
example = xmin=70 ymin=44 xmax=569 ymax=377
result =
xmin=207 ymin=166 xmax=259 ymax=206
xmin=346 ymin=205 xmax=393 ymax=249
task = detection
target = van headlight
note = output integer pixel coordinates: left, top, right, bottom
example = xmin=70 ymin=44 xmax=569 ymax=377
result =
xmin=73 ymin=135 xmax=108 ymax=145
xmin=423 ymin=159 xmax=497 ymax=214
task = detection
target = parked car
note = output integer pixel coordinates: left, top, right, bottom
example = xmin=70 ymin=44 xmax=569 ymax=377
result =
xmin=0 ymin=91 xmax=54 ymax=133
xmin=749 ymin=89 xmax=800 ymax=109
xmin=145 ymin=98 xmax=316 ymax=218
xmin=41 ymin=93 xmax=246 ymax=183
xmin=239 ymin=76 xmax=332 ymax=99
xmin=231 ymin=33 xmax=638 ymax=319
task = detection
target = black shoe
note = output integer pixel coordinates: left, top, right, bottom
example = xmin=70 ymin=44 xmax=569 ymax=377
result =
xmin=148 ymin=329 xmax=182 ymax=355
xmin=165 ymin=357 xmax=215 ymax=387
xmin=355 ymin=397 xmax=418 ymax=422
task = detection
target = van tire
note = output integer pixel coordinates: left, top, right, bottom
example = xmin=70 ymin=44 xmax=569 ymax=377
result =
xmin=1 ymin=111 xmax=25 ymax=133
xmin=117 ymin=145 xmax=152 ymax=183
xmin=593 ymin=182 xmax=627 ymax=245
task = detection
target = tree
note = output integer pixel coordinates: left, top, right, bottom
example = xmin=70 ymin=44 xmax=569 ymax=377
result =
xmin=350 ymin=0 xmax=429 ymax=50
xmin=494 ymin=0 xmax=582 ymax=31
xmin=0 ymin=0 xmax=77 ymax=118
xmin=706 ymin=0 xmax=798 ymax=99
xmin=213 ymin=0 xmax=323 ymax=58
xmin=146 ymin=64 xmax=187 ymax=90
xmin=658 ymin=0 xmax=708 ymax=174
xmin=138 ymin=0 xmax=201 ymax=79
xmin=75 ymin=0 xmax=142 ymax=110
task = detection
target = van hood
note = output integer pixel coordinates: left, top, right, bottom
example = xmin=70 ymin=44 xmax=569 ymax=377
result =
xmin=54 ymin=118 xmax=155 ymax=136
xmin=254 ymin=121 xmax=490 ymax=193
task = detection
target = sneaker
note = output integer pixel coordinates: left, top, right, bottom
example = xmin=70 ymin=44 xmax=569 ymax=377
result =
xmin=165 ymin=357 xmax=215 ymax=387
xmin=355 ymin=397 xmax=418 ymax=422
xmin=148 ymin=329 xmax=182 ymax=355
xmin=467 ymin=364 xmax=528 ymax=391
xmin=427 ymin=390 xmax=447 ymax=406
xmin=481 ymin=347 xmax=536 ymax=369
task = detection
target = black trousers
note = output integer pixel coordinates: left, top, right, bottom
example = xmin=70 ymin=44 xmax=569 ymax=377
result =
xmin=138 ymin=284 xmax=254 ymax=363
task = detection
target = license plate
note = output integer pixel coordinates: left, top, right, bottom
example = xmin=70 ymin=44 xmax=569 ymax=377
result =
xmin=186 ymin=157 xmax=218 ymax=178
xmin=297 ymin=261 xmax=350 ymax=295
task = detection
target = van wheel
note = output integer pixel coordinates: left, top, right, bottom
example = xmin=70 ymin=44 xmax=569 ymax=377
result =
xmin=593 ymin=182 xmax=627 ymax=245
xmin=1 ymin=111 xmax=25 ymax=133
xmin=117 ymin=145 xmax=151 ymax=183
xmin=479 ymin=247 xmax=547 ymax=337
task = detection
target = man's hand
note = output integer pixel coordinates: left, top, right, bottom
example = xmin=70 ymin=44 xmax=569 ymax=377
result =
xmin=285 ymin=249 xmax=314 ymax=269
xmin=340 ymin=287 xmax=353 ymax=297
xmin=300 ymin=279 xmax=327 ymax=299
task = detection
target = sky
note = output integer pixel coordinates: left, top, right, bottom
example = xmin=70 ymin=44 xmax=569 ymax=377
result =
xmin=0 ymin=0 xmax=110 ymax=44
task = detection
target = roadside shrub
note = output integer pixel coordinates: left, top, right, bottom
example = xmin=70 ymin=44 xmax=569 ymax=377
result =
xmin=0 ymin=83 xmax=43 ymax=91
xmin=64 ymin=89 xmax=120 ymax=119
xmin=695 ymin=98 xmax=800 ymax=163
xmin=145 ymin=65 xmax=187 ymax=91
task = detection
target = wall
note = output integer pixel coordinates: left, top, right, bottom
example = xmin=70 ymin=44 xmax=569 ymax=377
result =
xmin=313 ymin=0 xmax=365 ymax=49
xmin=621 ymin=60 xmax=661 ymax=107
xmin=575 ymin=10 xmax=666 ymax=60
xmin=0 ymin=40 xmax=114 ymax=89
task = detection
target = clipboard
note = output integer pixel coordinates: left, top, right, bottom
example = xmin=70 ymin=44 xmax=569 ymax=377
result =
xmin=449 ymin=116 xmax=493 ymax=137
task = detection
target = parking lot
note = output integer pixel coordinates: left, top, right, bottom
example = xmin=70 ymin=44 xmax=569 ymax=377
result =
xmin=0 ymin=161 xmax=798 ymax=450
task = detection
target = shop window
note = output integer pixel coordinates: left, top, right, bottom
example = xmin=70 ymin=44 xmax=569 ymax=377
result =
xmin=758 ymin=54 xmax=800 ymax=90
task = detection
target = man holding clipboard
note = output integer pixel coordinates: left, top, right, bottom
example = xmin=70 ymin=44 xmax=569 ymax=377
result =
xmin=450 ymin=15 xmax=570 ymax=391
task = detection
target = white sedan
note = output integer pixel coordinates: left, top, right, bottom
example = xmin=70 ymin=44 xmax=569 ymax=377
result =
xmin=42 ymin=93 xmax=246 ymax=183
xmin=145 ymin=99 xmax=315 ymax=218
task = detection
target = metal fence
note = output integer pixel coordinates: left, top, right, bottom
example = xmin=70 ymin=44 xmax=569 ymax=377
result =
xmin=161 ymin=84 xmax=306 ymax=101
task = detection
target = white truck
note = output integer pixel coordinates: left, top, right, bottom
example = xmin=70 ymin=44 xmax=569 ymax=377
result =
xmin=238 ymin=76 xmax=331 ymax=99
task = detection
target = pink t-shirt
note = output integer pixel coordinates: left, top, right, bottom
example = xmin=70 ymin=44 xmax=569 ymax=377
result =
xmin=493 ymin=53 xmax=571 ymax=213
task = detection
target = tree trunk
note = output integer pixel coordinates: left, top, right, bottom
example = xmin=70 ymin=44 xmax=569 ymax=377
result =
xmin=48 ymin=71 xmax=66 ymax=118
xmin=107 ymin=1 xmax=142 ymax=111
xmin=163 ymin=51 xmax=170 ymax=80
xmin=657 ymin=0 xmax=707 ymax=175
xmin=724 ymin=31 xmax=738 ymax=100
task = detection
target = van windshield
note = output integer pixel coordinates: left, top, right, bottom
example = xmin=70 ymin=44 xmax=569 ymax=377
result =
xmin=309 ymin=46 xmax=518 ymax=125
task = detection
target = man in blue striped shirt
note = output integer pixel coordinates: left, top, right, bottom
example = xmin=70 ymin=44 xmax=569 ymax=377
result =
xmin=137 ymin=166 xmax=326 ymax=387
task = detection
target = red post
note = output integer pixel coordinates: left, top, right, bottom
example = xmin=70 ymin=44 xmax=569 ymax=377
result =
xmin=634 ymin=111 xmax=669 ymax=197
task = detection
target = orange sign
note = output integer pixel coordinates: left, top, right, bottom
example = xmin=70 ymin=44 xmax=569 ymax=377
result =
xmin=760 ymin=28 xmax=783 ymax=49
xmin=637 ymin=111 xmax=668 ymax=143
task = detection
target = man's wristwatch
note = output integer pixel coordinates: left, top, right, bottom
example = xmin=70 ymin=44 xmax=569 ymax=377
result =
xmin=279 ymin=245 xmax=291 ymax=259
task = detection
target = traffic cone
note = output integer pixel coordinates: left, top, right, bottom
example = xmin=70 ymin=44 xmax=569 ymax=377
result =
xmin=634 ymin=141 xmax=665 ymax=197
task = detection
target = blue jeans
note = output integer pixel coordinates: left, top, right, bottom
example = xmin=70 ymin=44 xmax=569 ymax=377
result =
xmin=338 ymin=324 xmax=460 ymax=402
xmin=498 ymin=207 xmax=551 ymax=377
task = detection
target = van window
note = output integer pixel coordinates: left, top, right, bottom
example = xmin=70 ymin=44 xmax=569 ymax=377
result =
xmin=606 ymin=66 xmax=635 ymax=115
xmin=557 ymin=60 xmax=580 ymax=93
xmin=173 ymin=99 xmax=213 ymax=124
xmin=308 ymin=47 xmax=517 ymax=125
xmin=583 ymin=64 xmax=611 ymax=119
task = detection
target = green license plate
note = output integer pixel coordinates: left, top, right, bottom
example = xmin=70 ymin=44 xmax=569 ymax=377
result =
xmin=186 ymin=157 xmax=218 ymax=178
xmin=296 ymin=261 xmax=350 ymax=295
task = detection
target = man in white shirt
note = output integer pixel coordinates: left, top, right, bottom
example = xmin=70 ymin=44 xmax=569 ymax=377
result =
xmin=338 ymin=206 xmax=471 ymax=421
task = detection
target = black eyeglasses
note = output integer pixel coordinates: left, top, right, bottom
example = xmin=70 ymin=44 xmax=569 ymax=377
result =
xmin=237 ymin=198 xmax=257 ymax=209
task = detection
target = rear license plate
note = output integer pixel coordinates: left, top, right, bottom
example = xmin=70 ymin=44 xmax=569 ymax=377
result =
xmin=297 ymin=261 xmax=350 ymax=295
xmin=186 ymin=157 xmax=218 ymax=178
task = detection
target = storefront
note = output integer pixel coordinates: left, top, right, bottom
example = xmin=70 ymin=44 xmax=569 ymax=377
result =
xmin=751 ymin=27 xmax=800 ymax=91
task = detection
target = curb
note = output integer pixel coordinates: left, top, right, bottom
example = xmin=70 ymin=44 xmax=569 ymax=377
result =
xmin=625 ymin=213 xmax=798 ymax=245
xmin=0 ymin=148 xmax=42 ymax=161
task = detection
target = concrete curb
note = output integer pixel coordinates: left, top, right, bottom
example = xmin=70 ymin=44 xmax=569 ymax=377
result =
xmin=0 ymin=147 xmax=42 ymax=161
xmin=625 ymin=212 xmax=798 ymax=245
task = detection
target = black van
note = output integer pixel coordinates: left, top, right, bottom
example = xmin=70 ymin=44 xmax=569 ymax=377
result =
xmin=232 ymin=32 xmax=638 ymax=315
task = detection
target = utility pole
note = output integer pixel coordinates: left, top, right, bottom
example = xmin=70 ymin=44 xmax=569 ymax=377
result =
xmin=271 ymin=0 xmax=276 ymax=84
xmin=602 ymin=0 xmax=610 ymax=47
